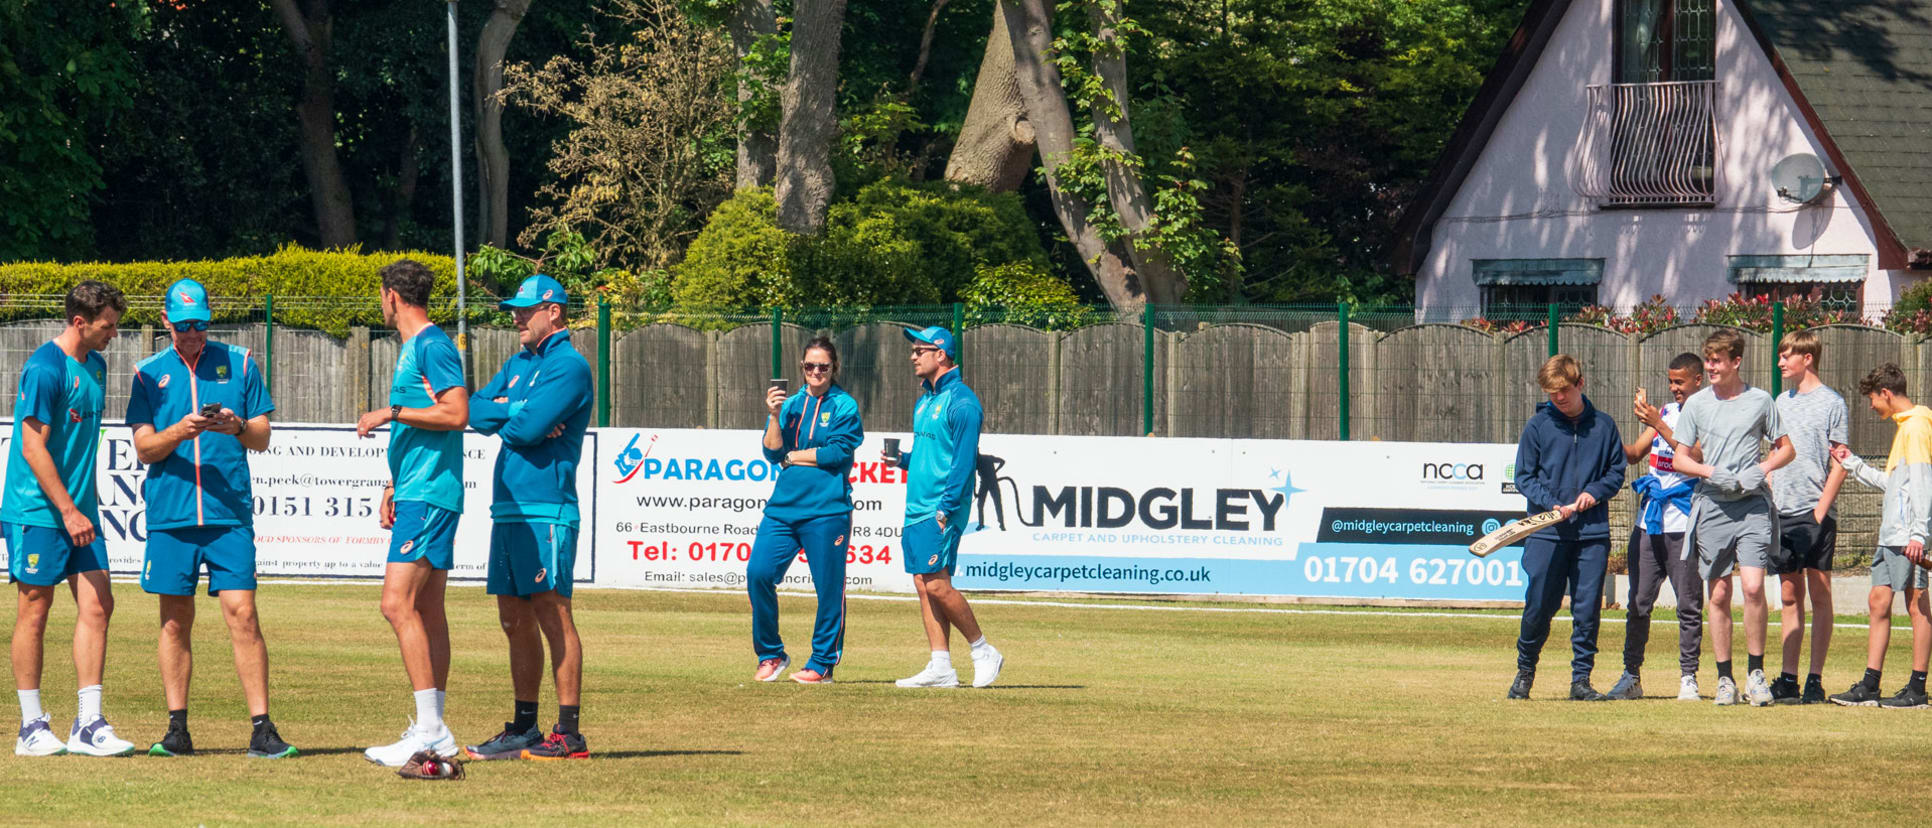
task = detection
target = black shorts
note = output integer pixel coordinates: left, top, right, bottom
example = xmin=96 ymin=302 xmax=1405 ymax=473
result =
xmin=1771 ymin=512 xmax=1837 ymax=574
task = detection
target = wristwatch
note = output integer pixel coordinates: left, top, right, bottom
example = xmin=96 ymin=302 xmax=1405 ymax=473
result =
xmin=390 ymin=404 xmax=402 ymax=423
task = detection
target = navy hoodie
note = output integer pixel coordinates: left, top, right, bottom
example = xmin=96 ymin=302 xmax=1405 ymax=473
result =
xmin=1513 ymin=395 xmax=1625 ymax=541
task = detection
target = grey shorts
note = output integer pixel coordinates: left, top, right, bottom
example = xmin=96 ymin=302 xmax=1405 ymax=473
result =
xmin=1692 ymin=497 xmax=1774 ymax=580
xmin=1871 ymin=546 xmax=1930 ymax=592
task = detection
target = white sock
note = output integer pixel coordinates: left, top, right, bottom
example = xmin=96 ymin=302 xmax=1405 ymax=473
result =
xmin=930 ymin=651 xmax=952 ymax=668
xmin=434 ymin=689 xmax=447 ymax=720
xmin=18 ymin=689 xmax=43 ymax=725
xmin=970 ymin=636 xmax=992 ymax=654
xmin=77 ymin=685 xmax=102 ymax=724
xmin=414 ymin=689 xmax=441 ymax=732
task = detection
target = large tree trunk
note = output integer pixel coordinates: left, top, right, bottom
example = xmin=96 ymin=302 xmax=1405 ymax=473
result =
xmin=943 ymin=0 xmax=1034 ymax=191
xmin=474 ymin=0 xmax=534 ymax=249
xmin=269 ymin=0 xmax=358 ymax=250
xmin=1002 ymin=0 xmax=1140 ymax=309
xmin=728 ymin=0 xmax=778 ymax=189
xmin=773 ymin=0 xmax=846 ymax=234
xmin=1086 ymin=1 xmax=1185 ymax=303
xmin=381 ymin=122 xmax=422 ymax=250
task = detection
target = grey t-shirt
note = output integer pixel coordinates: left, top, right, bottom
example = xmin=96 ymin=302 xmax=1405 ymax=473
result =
xmin=1771 ymin=383 xmax=1848 ymax=516
xmin=1675 ymin=384 xmax=1785 ymax=503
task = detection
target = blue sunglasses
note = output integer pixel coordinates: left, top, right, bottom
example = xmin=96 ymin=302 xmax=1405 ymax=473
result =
xmin=171 ymin=320 xmax=209 ymax=332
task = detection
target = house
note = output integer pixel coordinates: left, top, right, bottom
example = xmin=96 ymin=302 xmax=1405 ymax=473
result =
xmin=1394 ymin=0 xmax=1932 ymax=321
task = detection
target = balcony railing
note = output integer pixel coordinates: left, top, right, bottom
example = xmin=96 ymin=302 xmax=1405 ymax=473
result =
xmin=1573 ymin=80 xmax=1719 ymax=206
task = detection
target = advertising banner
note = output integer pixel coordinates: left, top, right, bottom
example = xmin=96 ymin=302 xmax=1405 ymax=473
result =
xmin=0 ymin=423 xmax=597 ymax=584
xmin=593 ymin=428 xmax=1536 ymax=601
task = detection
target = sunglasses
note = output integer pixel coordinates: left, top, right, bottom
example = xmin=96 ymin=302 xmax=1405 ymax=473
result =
xmin=171 ymin=320 xmax=209 ymax=332
xmin=910 ymin=346 xmax=940 ymax=356
xmin=800 ymin=362 xmax=833 ymax=373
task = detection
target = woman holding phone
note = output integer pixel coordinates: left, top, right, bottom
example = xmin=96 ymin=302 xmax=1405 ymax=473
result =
xmin=747 ymin=336 xmax=864 ymax=684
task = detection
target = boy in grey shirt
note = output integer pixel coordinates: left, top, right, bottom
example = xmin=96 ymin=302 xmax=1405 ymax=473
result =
xmin=1667 ymin=330 xmax=1794 ymax=707
xmin=1767 ymin=330 xmax=1847 ymax=703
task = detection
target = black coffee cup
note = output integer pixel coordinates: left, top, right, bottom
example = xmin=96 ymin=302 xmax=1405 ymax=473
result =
xmin=882 ymin=437 xmax=901 ymax=462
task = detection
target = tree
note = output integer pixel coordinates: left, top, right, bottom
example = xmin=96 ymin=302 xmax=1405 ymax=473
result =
xmin=726 ymin=0 xmax=779 ymax=189
xmin=773 ymin=0 xmax=848 ymax=234
xmin=474 ymin=0 xmax=536 ymax=249
xmin=944 ymin=0 xmax=1034 ymax=191
xmin=268 ymin=0 xmax=359 ymax=249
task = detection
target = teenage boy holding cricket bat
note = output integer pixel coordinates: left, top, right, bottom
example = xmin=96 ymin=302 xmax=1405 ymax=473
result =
xmin=1508 ymin=355 xmax=1625 ymax=701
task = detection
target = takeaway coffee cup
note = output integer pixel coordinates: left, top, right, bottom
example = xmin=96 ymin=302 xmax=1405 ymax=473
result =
xmin=882 ymin=438 xmax=901 ymax=463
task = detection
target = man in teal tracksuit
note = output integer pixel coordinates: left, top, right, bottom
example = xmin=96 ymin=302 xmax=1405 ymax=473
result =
xmin=892 ymin=326 xmax=1004 ymax=689
xmin=464 ymin=275 xmax=595 ymax=761
xmin=747 ymin=337 xmax=864 ymax=684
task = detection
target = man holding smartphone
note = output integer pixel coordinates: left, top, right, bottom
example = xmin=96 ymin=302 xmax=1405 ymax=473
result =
xmin=127 ymin=278 xmax=294 ymax=758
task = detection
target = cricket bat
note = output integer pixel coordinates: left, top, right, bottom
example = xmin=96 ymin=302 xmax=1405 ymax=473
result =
xmin=1469 ymin=509 xmax=1565 ymax=557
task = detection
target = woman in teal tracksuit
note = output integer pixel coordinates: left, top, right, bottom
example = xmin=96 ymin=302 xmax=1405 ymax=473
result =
xmin=748 ymin=336 xmax=864 ymax=684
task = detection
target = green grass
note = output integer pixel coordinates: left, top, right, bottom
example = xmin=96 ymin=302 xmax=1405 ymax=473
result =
xmin=0 ymin=583 xmax=1926 ymax=825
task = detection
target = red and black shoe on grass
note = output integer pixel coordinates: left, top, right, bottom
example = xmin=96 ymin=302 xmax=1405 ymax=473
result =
xmin=520 ymin=729 xmax=589 ymax=760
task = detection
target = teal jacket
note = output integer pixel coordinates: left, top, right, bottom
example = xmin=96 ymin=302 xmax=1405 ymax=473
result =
xmin=898 ymin=368 xmax=981 ymax=527
xmin=469 ymin=330 xmax=594 ymax=526
xmin=761 ymin=385 xmax=864 ymax=521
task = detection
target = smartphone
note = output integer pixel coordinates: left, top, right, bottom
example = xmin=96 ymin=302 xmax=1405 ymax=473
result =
xmin=200 ymin=402 xmax=222 ymax=418
xmin=770 ymin=378 xmax=789 ymax=393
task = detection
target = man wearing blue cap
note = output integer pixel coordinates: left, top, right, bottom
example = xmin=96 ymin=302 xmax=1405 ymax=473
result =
xmin=357 ymin=259 xmax=471 ymax=766
xmin=128 ymin=279 xmax=295 ymax=758
xmin=890 ymin=326 xmax=1003 ymax=688
xmin=464 ymin=275 xmax=594 ymax=760
xmin=7 ymin=281 xmax=130 ymax=757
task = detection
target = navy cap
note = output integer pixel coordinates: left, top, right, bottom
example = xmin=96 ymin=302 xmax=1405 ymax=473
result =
xmin=165 ymin=279 xmax=212 ymax=323
xmin=903 ymin=326 xmax=957 ymax=359
xmin=500 ymin=274 xmax=567 ymax=309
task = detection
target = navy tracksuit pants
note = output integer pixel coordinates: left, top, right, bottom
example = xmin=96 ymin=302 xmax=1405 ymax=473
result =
xmin=1516 ymin=536 xmax=1609 ymax=683
xmin=747 ymin=513 xmax=850 ymax=675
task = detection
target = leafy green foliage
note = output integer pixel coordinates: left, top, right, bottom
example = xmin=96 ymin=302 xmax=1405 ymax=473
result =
xmin=962 ymin=261 xmax=1096 ymax=329
xmin=0 ymin=246 xmax=455 ymax=335
xmin=672 ymin=180 xmax=1048 ymax=310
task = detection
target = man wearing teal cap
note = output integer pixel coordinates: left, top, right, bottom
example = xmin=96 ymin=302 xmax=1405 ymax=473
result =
xmin=465 ymin=274 xmax=595 ymax=760
xmin=890 ymin=326 xmax=1004 ymax=688
xmin=128 ymin=278 xmax=295 ymax=758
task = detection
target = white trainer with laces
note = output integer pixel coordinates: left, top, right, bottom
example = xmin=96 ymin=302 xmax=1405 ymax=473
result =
xmin=895 ymin=662 xmax=960 ymax=688
xmin=65 ymin=716 xmax=136 ymax=757
xmin=971 ymin=645 xmax=1004 ymax=688
xmin=364 ymin=719 xmax=459 ymax=767
xmin=1745 ymin=669 xmax=1774 ymax=707
xmin=1713 ymin=676 xmax=1738 ymax=706
xmin=15 ymin=715 xmax=66 ymax=756
xmin=1678 ymin=674 xmax=1701 ymax=701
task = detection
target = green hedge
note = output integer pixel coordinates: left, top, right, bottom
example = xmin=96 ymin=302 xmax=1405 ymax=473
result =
xmin=0 ymin=245 xmax=458 ymax=335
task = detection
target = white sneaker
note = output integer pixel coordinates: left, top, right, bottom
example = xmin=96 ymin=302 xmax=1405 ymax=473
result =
xmin=1677 ymin=674 xmax=1701 ymax=701
xmin=363 ymin=719 xmax=459 ymax=767
xmin=1745 ymin=669 xmax=1774 ymax=707
xmin=1713 ymin=676 xmax=1738 ymax=706
xmin=15 ymin=715 xmax=66 ymax=756
xmin=65 ymin=716 xmax=136 ymax=756
xmin=971 ymin=645 xmax=1004 ymax=688
xmin=895 ymin=662 xmax=960 ymax=688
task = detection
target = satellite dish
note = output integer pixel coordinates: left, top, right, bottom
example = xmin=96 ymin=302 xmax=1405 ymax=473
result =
xmin=1771 ymin=153 xmax=1834 ymax=203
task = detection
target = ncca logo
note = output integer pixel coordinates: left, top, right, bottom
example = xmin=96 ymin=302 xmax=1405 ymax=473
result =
xmin=1421 ymin=462 xmax=1484 ymax=481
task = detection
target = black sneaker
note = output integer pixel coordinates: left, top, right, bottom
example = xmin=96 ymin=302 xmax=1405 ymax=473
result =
xmin=1508 ymin=670 xmax=1533 ymax=699
xmin=1570 ymin=680 xmax=1608 ymax=701
xmin=520 ymin=728 xmax=588 ymax=760
xmin=1879 ymin=685 xmax=1930 ymax=709
xmin=1769 ymin=675 xmax=1802 ymax=704
xmin=1801 ymin=676 xmax=1827 ymax=704
xmin=464 ymin=722 xmax=545 ymax=760
xmin=1830 ymin=682 xmax=1882 ymax=707
xmin=147 ymin=725 xmax=193 ymax=757
xmin=247 ymin=722 xmax=298 ymax=759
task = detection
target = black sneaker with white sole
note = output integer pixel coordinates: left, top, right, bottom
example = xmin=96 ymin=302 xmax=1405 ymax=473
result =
xmin=1830 ymin=682 xmax=1882 ymax=707
xmin=1878 ymin=685 xmax=1930 ymax=709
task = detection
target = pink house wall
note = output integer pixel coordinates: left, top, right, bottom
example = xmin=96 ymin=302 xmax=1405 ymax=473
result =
xmin=1415 ymin=0 xmax=1906 ymax=317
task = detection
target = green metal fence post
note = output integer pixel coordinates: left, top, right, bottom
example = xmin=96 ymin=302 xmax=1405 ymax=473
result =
xmin=1771 ymin=301 xmax=1786 ymax=398
xmin=769 ymin=307 xmax=782 ymax=380
xmin=1547 ymin=303 xmax=1559 ymax=357
xmin=1142 ymin=303 xmax=1155 ymax=436
xmin=952 ymin=302 xmax=965 ymax=367
xmin=1338 ymin=302 xmax=1351 ymax=441
xmin=597 ymin=299 xmax=612 ymax=427
xmin=263 ymin=293 xmax=274 ymax=396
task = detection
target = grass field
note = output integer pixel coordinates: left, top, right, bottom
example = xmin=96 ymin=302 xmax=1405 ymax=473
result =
xmin=1 ymin=582 xmax=1929 ymax=825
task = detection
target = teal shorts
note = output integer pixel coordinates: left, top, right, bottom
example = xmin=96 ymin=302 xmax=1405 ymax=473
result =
xmin=903 ymin=518 xmax=961 ymax=575
xmin=487 ymin=521 xmax=576 ymax=599
xmin=389 ymin=501 xmax=459 ymax=570
xmin=144 ymin=525 xmax=256 ymax=596
xmin=5 ymin=522 xmax=109 ymax=586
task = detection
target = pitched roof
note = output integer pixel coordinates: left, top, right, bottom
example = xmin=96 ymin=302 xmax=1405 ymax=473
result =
xmin=1395 ymin=0 xmax=1932 ymax=275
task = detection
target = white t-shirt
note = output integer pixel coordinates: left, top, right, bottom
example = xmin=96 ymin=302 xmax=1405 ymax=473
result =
xmin=1647 ymin=402 xmax=1690 ymax=533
